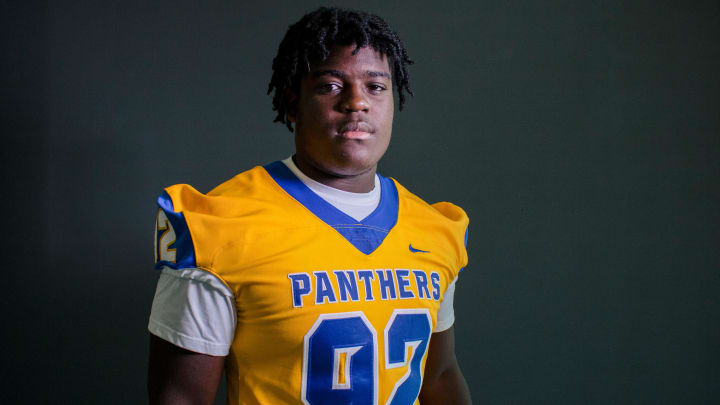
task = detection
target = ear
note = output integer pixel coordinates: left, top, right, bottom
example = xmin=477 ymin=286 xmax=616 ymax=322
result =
xmin=285 ymin=89 xmax=298 ymax=123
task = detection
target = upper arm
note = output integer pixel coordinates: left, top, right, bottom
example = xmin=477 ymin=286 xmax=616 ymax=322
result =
xmin=146 ymin=268 xmax=236 ymax=404
xmin=422 ymin=326 xmax=460 ymax=383
xmin=148 ymin=334 xmax=225 ymax=405
xmin=419 ymin=326 xmax=471 ymax=405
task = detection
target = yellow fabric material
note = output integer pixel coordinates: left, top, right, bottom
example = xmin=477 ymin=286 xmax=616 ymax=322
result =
xmin=160 ymin=165 xmax=469 ymax=405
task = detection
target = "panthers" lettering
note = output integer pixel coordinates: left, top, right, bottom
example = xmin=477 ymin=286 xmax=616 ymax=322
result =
xmin=287 ymin=269 xmax=442 ymax=308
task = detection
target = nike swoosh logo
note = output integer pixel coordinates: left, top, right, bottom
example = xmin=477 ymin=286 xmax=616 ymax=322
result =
xmin=409 ymin=244 xmax=430 ymax=253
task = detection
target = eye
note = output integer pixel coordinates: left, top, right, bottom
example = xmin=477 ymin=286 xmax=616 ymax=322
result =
xmin=316 ymin=82 xmax=342 ymax=94
xmin=367 ymin=83 xmax=388 ymax=94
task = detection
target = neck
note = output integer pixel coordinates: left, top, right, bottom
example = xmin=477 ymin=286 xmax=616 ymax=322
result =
xmin=292 ymin=155 xmax=376 ymax=193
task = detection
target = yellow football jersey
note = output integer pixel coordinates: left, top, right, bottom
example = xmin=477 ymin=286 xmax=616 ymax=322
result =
xmin=154 ymin=161 xmax=469 ymax=405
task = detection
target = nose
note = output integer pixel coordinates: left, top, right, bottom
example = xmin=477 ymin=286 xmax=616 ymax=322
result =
xmin=340 ymin=84 xmax=369 ymax=113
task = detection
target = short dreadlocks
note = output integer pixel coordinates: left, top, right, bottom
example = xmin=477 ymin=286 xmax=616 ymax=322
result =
xmin=268 ymin=7 xmax=414 ymax=132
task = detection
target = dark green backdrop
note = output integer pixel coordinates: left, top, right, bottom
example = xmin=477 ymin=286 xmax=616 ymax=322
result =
xmin=3 ymin=1 xmax=718 ymax=404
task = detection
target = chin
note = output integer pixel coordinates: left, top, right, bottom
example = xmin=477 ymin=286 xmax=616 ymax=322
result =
xmin=315 ymin=156 xmax=371 ymax=177
xmin=332 ymin=151 xmax=378 ymax=174
xmin=326 ymin=162 xmax=373 ymax=177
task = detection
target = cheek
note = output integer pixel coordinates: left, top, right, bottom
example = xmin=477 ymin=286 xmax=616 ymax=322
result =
xmin=380 ymin=93 xmax=394 ymax=125
xmin=378 ymin=103 xmax=394 ymax=136
xmin=296 ymin=97 xmax=334 ymax=129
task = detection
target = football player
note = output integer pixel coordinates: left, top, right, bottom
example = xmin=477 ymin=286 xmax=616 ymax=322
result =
xmin=148 ymin=7 xmax=472 ymax=405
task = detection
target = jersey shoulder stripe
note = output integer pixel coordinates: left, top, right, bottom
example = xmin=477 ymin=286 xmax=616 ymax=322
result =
xmin=154 ymin=190 xmax=197 ymax=270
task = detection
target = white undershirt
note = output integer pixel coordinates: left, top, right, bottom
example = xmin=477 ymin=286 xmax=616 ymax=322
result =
xmin=148 ymin=161 xmax=457 ymax=356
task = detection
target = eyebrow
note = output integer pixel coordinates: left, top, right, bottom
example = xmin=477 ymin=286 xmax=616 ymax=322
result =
xmin=312 ymin=69 xmax=391 ymax=79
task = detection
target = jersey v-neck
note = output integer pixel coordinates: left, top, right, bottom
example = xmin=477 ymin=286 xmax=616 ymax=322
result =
xmin=263 ymin=160 xmax=398 ymax=255
xmin=281 ymin=157 xmax=380 ymax=222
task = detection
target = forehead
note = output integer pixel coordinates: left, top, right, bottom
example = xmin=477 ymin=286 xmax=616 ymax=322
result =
xmin=309 ymin=45 xmax=391 ymax=77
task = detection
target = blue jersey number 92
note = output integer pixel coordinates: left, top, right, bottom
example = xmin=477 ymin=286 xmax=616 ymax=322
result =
xmin=302 ymin=309 xmax=432 ymax=405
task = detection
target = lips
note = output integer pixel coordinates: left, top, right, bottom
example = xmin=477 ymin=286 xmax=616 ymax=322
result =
xmin=338 ymin=121 xmax=374 ymax=139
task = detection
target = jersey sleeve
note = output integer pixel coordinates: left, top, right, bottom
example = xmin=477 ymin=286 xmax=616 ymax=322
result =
xmin=148 ymin=267 xmax=236 ymax=356
xmin=431 ymin=201 xmax=470 ymax=274
xmin=428 ymin=202 xmax=468 ymax=332
xmin=433 ymin=276 xmax=457 ymax=332
xmin=151 ymin=188 xmax=236 ymax=355
xmin=459 ymin=225 xmax=469 ymax=273
xmin=154 ymin=190 xmax=198 ymax=270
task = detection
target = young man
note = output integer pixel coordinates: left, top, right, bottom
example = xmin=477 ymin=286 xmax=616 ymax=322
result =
xmin=148 ymin=7 xmax=471 ymax=405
